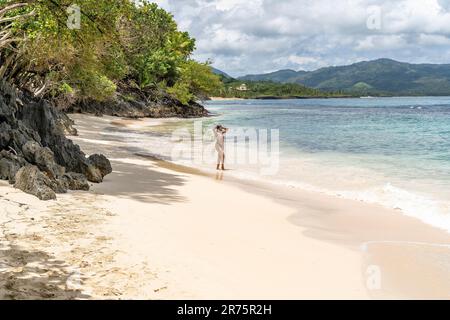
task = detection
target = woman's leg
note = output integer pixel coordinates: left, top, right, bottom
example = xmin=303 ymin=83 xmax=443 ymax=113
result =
xmin=216 ymin=146 xmax=224 ymax=170
xmin=218 ymin=150 xmax=225 ymax=168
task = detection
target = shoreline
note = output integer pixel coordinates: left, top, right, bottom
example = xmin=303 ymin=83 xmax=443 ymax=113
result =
xmin=1 ymin=114 xmax=450 ymax=299
xmin=208 ymin=97 xmax=246 ymax=101
xmin=139 ymin=154 xmax=450 ymax=299
xmin=208 ymin=95 xmax=450 ymax=101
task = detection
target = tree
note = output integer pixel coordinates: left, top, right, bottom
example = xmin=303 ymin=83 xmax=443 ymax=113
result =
xmin=0 ymin=1 xmax=35 ymax=80
xmin=1 ymin=0 xmax=221 ymax=105
xmin=119 ymin=2 xmax=195 ymax=88
xmin=167 ymin=60 xmax=223 ymax=104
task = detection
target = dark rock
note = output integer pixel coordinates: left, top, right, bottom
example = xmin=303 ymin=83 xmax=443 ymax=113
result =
xmin=16 ymin=94 xmax=89 ymax=174
xmin=0 ymin=150 xmax=27 ymax=184
xmin=35 ymin=147 xmax=65 ymax=179
xmin=67 ymin=82 xmax=210 ymax=118
xmin=0 ymin=149 xmax=28 ymax=165
xmin=57 ymin=112 xmax=78 ymax=136
xmin=14 ymin=165 xmax=57 ymax=201
xmin=21 ymin=141 xmax=65 ymax=179
xmin=0 ymin=158 xmax=19 ymax=183
xmin=0 ymin=81 xmax=18 ymax=122
xmin=22 ymin=141 xmax=41 ymax=163
xmin=0 ymin=79 xmax=111 ymax=199
xmin=60 ymin=172 xmax=90 ymax=191
xmin=88 ymin=154 xmax=112 ymax=178
xmin=0 ymin=122 xmax=12 ymax=149
xmin=85 ymin=165 xmax=103 ymax=183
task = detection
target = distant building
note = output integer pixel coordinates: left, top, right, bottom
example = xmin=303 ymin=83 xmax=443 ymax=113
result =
xmin=236 ymin=83 xmax=248 ymax=91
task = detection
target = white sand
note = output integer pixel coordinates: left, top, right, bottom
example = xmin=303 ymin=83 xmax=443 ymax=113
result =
xmin=1 ymin=114 xmax=450 ymax=299
xmin=92 ymin=157 xmax=369 ymax=299
xmin=0 ymin=158 xmax=367 ymax=299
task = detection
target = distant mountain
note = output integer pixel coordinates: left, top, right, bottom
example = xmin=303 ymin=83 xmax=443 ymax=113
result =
xmin=240 ymin=69 xmax=305 ymax=83
xmin=211 ymin=67 xmax=234 ymax=80
xmin=239 ymin=59 xmax=450 ymax=96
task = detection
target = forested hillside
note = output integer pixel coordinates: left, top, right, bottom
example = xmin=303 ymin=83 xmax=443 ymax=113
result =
xmin=1 ymin=0 xmax=222 ymax=112
xmin=214 ymin=79 xmax=345 ymax=99
xmin=238 ymin=59 xmax=450 ymax=96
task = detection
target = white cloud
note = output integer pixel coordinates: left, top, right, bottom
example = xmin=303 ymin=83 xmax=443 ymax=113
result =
xmin=418 ymin=34 xmax=450 ymax=46
xmin=356 ymin=35 xmax=408 ymax=51
xmin=158 ymin=0 xmax=450 ymax=76
xmin=283 ymin=55 xmax=327 ymax=70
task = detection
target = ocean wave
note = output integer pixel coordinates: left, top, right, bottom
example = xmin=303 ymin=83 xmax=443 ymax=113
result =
xmin=339 ymin=183 xmax=450 ymax=232
xmin=223 ymin=168 xmax=450 ymax=233
xmin=133 ymin=122 xmax=450 ymax=235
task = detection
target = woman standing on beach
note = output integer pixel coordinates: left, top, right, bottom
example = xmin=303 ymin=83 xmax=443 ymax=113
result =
xmin=214 ymin=125 xmax=228 ymax=170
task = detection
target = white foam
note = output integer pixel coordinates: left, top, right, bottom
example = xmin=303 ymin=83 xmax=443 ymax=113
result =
xmin=219 ymin=167 xmax=450 ymax=234
xmin=125 ymin=124 xmax=450 ymax=235
xmin=339 ymin=183 xmax=450 ymax=233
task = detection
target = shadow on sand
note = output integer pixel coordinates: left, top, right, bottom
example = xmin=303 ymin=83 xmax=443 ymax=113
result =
xmin=93 ymin=159 xmax=188 ymax=205
xmin=0 ymin=244 xmax=91 ymax=300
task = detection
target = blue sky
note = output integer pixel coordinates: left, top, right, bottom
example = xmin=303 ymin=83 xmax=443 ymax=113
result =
xmin=152 ymin=0 xmax=450 ymax=77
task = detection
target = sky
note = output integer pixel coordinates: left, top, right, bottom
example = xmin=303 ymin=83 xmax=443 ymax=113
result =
xmin=152 ymin=0 xmax=450 ymax=77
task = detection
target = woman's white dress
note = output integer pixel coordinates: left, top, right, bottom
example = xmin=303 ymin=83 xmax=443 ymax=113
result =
xmin=214 ymin=129 xmax=225 ymax=164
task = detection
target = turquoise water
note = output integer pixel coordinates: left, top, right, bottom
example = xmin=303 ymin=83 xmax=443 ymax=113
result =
xmin=204 ymin=97 xmax=450 ymax=232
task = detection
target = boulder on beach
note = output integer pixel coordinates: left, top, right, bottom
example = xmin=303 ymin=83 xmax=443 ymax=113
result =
xmin=0 ymin=150 xmax=27 ymax=183
xmin=88 ymin=154 xmax=112 ymax=178
xmin=85 ymin=165 xmax=104 ymax=183
xmin=14 ymin=165 xmax=57 ymax=201
xmin=60 ymin=172 xmax=90 ymax=191
xmin=0 ymin=80 xmax=112 ymax=200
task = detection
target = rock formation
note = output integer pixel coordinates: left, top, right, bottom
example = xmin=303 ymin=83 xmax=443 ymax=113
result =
xmin=67 ymin=82 xmax=209 ymax=118
xmin=0 ymin=80 xmax=111 ymax=200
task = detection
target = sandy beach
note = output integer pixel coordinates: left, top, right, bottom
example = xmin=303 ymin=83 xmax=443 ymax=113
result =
xmin=1 ymin=114 xmax=450 ymax=300
xmin=208 ymin=97 xmax=245 ymax=101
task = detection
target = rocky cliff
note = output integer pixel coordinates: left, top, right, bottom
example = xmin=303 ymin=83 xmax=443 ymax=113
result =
xmin=0 ymin=81 xmax=112 ymax=200
xmin=67 ymin=83 xmax=209 ymax=118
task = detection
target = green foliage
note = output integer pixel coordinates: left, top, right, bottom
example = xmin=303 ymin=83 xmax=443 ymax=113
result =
xmin=3 ymin=0 xmax=131 ymax=99
xmin=238 ymin=59 xmax=450 ymax=96
xmin=215 ymin=80 xmax=344 ymax=99
xmin=0 ymin=0 xmax=219 ymax=105
xmin=58 ymin=82 xmax=73 ymax=94
xmin=168 ymin=60 xmax=222 ymax=104
xmin=121 ymin=2 xmax=195 ymax=88
xmin=72 ymin=68 xmax=117 ymax=101
xmin=167 ymin=81 xmax=191 ymax=105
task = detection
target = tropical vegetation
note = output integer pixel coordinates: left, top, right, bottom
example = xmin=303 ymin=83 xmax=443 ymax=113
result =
xmin=214 ymin=78 xmax=347 ymax=99
xmin=0 ymin=0 xmax=222 ymax=106
xmin=238 ymin=58 xmax=450 ymax=96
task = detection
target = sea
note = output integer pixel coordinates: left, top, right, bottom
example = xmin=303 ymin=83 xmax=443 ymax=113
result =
xmin=125 ymin=97 xmax=450 ymax=233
